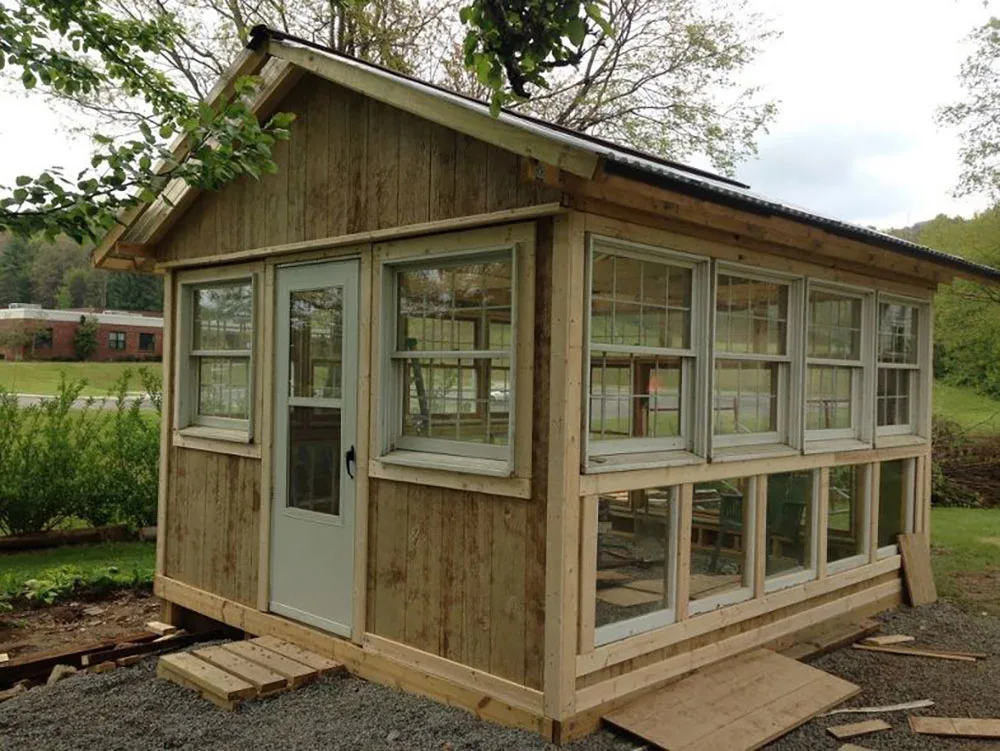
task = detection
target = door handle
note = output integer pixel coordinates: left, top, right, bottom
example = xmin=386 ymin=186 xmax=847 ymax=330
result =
xmin=345 ymin=445 xmax=356 ymax=479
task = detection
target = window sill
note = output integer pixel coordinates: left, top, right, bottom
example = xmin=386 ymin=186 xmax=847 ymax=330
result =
xmin=803 ymin=438 xmax=871 ymax=455
xmin=710 ymin=444 xmax=799 ymax=463
xmin=372 ymin=451 xmax=530 ymax=499
xmin=173 ymin=426 xmax=259 ymax=458
xmin=874 ymin=434 xmax=928 ymax=449
xmin=583 ymin=450 xmax=704 ymax=475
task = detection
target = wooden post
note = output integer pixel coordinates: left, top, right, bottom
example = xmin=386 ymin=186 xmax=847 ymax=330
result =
xmin=578 ymin=497 xmax=597 ymax=655
xmin=257 ymin=264 xmax=276 ymax=611
xmin=753 ymin=475 xmax=767 ymax=598
xmin=868 ymin=462 xmax=881 ymax=562
xmin=675 ymin=484 xmax=693 ymax=620
xmin=156 ymin=271 xmax=174 ymax=580
xmin=544 ymin=211 xmax=585 ymax=723
xmin=816 ymin=467 xmax=830 ymax=579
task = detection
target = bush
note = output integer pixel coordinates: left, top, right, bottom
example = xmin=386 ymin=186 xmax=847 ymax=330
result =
xmin=0 ymin=369 xmax=162 ymax=535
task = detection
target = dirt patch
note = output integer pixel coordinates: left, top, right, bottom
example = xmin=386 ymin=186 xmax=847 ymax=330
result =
xmin=950 ymin=569 xmax=1000 ymax=607
xmin=0 ymin=590 xmax=159 ymax=660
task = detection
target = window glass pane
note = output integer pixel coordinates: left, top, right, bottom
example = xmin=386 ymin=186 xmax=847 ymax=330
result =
xmin=809 ymin=290 xmax=861 ymax=360
xmin=828 ymin=465 xmax=866 ymax=565
xmin=397 ymin=258 xmax=512 ymax=352
xmin=878 ymin=460 xmax=909 ymax=548
xmin=806 ymin=365 xmax=853 ymax=430
xmin=289 ymin=287 xmax=343 ymax=399
xmin=716 ymin=274 xmax=788 ymax=356
xmin=287 ymin=406 xmax=340 ymax=516
xmin=595 ymin=488 xmax=675 ymax=630
xmin=766 ymin=471 xmax=814 ymax=579
xmin=877 ymin=368 xmax=913 ymax=427
xmin=589 ymin=355 xmax=681 ymax=442
xmin=591 ymin=252 xmax=692 ymax=350
xmin=401 ymin=357 xmax=509 ymax=444
xmin=193 ymin=282 xmax=253 ymax=351
xmin=878 ymin=303 xmax=918 ymax=364
xmin=713 ymin=359 xmax=778 ymax=434
xmin=691 ymin=478 xmax=753 ymax=604
xmin=197 ymin=356 xmax=250 ymax=419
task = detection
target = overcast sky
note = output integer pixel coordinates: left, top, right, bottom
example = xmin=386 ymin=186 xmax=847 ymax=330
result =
xmin=0 ymin=1 xmax=994 ymax=231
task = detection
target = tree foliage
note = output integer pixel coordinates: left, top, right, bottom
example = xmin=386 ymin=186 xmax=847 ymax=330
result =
xmin=940 ymin=17 xmax=1000 ymax=199
xmin=73 ymin=315 xmax=100 ymax=360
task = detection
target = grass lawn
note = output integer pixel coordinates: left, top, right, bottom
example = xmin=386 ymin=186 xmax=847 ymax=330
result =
xmin=0 ymin=541 xmax=155 ymax=605
xmin=933 ymin=381 xmax=1000 ymax=434
xmin=0 ymin=361 xmax=162 ymax=396
xmin=931 ymin=506 xmax=1000 ymax=613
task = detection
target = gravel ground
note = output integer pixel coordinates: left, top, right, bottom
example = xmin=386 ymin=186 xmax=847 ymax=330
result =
xmin=1 ymin=601 xmax=997 ymax=750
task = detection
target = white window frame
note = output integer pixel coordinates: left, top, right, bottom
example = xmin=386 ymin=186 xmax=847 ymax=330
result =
xmin=583 ymin=235 xmax=710 ymax=467
xmin=764 ymin=469 xmax=819 ymax=593
xmin=594 ymin=487 xmax=680 ymax=646
xmin=108 ymin=330 xmax=127 ymax=351
xmin=803 ymin=282 xmax=874 ymax=447
xmin=875 ymin=294 xmax=929 ymax=439
xmin=175 ymin=269 xmax=257 ymax=443
xmin=825 ymin=464 xmax=872 ymax=576
xmin=379 ymin=243 xmax=521 ymax=474
xmin=711 ymin=263 xmax=803 ymax=452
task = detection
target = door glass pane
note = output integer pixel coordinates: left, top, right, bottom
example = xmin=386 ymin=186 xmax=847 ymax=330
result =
xmin=290 ymin=287 xmax=343 ymax=399
xmin=288 ymin=406 xmax=341 ymax=516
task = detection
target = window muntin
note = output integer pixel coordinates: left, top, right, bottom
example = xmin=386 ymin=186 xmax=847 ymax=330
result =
xmin=713 ymin=271 xmax=792 ymax=446
xmin=388 ymin=250 xmax=514 ymax=461
xmin=587 ymin=243 xmax=701 ymax=459
xmin=594 ymin=486 xmax=678 ymax=643
xmin=109 ymin=331 xmax=126 ymax=351
xmin=765 ymin=470 xmax=815 ymax=586
xmin=877 ymin=301 xmax=921 ymax=433
xmin=806 ymin=289 xmax=865 ymax=439
xmin=690 ymin=477 xmax=755 ymax=613
xmin=187 ymin=279 xmax=254 ymax=431
xmin=827 ymin=464 xmax=868 ymax=572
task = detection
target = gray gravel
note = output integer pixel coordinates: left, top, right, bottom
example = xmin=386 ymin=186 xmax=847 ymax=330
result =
xmin=2 ymin=601 xmax=997 ymax=750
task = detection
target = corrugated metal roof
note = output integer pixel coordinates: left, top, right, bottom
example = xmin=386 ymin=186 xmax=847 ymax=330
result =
xmin=254 ymin=26 xmax=1000 ymax=283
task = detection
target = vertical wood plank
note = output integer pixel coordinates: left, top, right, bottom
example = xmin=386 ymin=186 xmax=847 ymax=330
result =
xmin=869 ymin=462 xmax=881 ymax=562
xmin=285 ymin=86 xmax=308 ymax=244
xmin=367 ymin=100 xmax=400 ymax=230
xmin=325 ymin=81 xmax=349 ymax=237
xmin=486 ymin=146 xmax=520 ymax=213
xmin=257 ymin=263 xmax=276 ymax=610
xmin=490 ymin=498 xmax=527 ymax=684
xmin=303 ymin=82 xmax=331 ymax=240
xmin=263 ymin=135 xmax=290 ymax=247
xmin=543 ymin=211 xmax=585 ymax=720
xmin=923 ymin=451 xmax=933 ymax=538
xmin=675 ymin=484 xmax=693 ymax=621
xmin=372 ymin=480 xmax=408 ymax=641
xmin=455 ymin=134 xmax=488 ymax=217
xmin=463 ymin=493 xmax=494 ymax=673
xmin=352 ymin=249 xmax=374 ymax=640
xmin=817 ymin=467 xmax=830 ymax=579
xmin=438 ymin=492 xmax=466 ymax=662
xmin=523 ymin=494 xmax=546 ymax=691
xmin=578 ymin=496 xmax=597 ymax=653
xmin=396 ymin=113 xmax=431 ymax=226
xmin=428 ymin=123 xmax=457 ymax=221
xmin=156 ymin=272 xmax=174 ymax=578
xmin=753 ymin=475 xmax=768 ymax=598
xmin=344 ymin=90 xmax=369 ymax=234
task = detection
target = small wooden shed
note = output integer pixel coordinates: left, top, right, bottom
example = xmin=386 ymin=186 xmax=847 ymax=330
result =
xmin=94 ymin=26 xmax=1000 ymax=741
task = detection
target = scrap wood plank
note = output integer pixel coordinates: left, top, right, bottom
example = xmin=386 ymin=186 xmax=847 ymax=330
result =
xmin=158 ymin=652 xmax=256 ymax=710
xmin=827 ymin=719 xmax=891 ymax=739
xmin=249 ymin=636 xmax=344 ymax=675
xmin=146 ymin=621 xmax=179 ymax=637
xmin=909 ymin=716 xmax=1000 ymax=739
xmin=595 ymin=586 xmax=661 ymax=607
xmin=0 ymin=630 xmax=158 ymax=685
xmin=193 ymin=646 xmax=287 ymax=695
xmin=220 ymin=641 xmax=317 ymax=687
xmin=852 ymin=644 xmax=978 ymax=662
xmin=860 ymin=634 xmax=914 ymax=647
xmin=80 ymin=629 xmax=221 ymax=667
xmin=603 ymin=649 xmax=859 ymax=751
xmin=898 ymin=533 xmax=937 ymax=606
xmin=838 ymin=745 xmax=873 ymax=751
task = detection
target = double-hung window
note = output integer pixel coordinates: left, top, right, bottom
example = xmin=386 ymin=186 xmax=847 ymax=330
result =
xmin=180 ymin=277 xmax=255 ymax=438
xmin=585 ymin=237 xmax=706 ymax=465
xmin=876 ymin=298 xmax=922 ymax=435
xmin=109 ymin=331 xmax=126 ymax=351
xmin=805 ymin=287 xmax=870 ymax=445
xmin=386 ymin=249 xmax=515 ymax=466
xmin=713 ymin=269 xmax=795 ymax=448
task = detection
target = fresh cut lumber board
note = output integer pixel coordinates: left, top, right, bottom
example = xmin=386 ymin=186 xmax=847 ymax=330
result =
xmin=158 ymin=652 xmax=256 ymax=710
xmin=219 ymin=641 xmax=317 ymax=687
xmin=909 ymin=716 xmax=1000 ymax=738
xmin=852 ymin=644 xmax=979 ymax=662
xmin=603 ymin=649 xmax=859 ymax=750
xmin=193 ymin=646 xmax=288 ymax=695
xmin=860 ymin=634 xmax=914 ymax=647
xmin=898 ymin=533 xmax=937 ymax=606
xmin=827 ymin=719 xmax=891 ymax=739
xmin=249 ymin=636 xmax=344 ymax=675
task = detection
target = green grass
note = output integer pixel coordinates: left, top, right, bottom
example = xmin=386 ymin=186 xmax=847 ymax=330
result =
xmin=0 ymin=541 xmax=155 ymax=607
xmin=931 ymin=507 xmax=1000 ymax=612
xmin=0 ymin=361 xmax=162 ymax=396
xmin=933 ymin=381 xmax=1000 ymax=434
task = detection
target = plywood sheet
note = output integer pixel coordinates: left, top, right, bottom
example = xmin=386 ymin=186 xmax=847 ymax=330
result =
xmin=603 ymin=649 xmax=859 ymax=751
xmin=596 ymin=587 xmax=661 ymax=607
xmin=898 ymin=533 xmax=937 ymax=606
xmin=909 ymin=716 xmax=1000 ymax=738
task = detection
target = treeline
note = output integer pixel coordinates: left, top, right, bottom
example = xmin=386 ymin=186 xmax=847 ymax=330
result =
xmin=0 ymin=235 xmax=162 ymax=311
xmin=893 ymin=206 xmax=1000 ymax=399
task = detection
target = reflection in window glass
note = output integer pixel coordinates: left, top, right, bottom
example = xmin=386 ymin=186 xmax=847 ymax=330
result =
xmin=198 ymin=357 xmax=250 ymax=419
xmin=595 ymin=487 xmax=675 ymax=630
xmin=691 ymin=478 xmax=753 ymax=605
xmin=878 ymin=460 xmax=910 ymax=548
xmin=715 ymin=274 xmax=788 ymax=356
xmin=809 ymin=291 xmax=861 ymax=360
xmin=713 ymin=360 xmax=779 ymax=435
xmin=766 ymin=471 xmax=814 ymax=579
xmin=193 ymin=282 xmax=253 ymax=351
xmin=877 ymin=368 xmax=914 ymax=428
xmin=878 ymin=304 xmax=918 ymax=364
xmin=287 ymin=406 xmax=340 ymax=516
xmin=290 ymin=287 xmax=343 ymax=399
xmin=828 ymin=465 xmax=867 ymax=566
xmin=877 ymin=302 xmax=920 ymax=430
xmin=589 ymin=356 xmax=681 ymax=442
xmin=806 ymin=365 xmax=852 ymax=430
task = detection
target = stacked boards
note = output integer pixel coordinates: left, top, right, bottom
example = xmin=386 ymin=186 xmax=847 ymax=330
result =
xmin=158 ymin=636 xmax=344 ymax=709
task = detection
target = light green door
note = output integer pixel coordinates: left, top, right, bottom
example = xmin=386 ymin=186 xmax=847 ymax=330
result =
xmin=270 ymin=259 xmax=359 ymax=636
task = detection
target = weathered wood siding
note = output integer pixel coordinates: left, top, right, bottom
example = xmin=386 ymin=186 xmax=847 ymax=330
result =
xmin=163 ymin=446 xmax=261 ymax=607
xmin=158 ymin=74 xmax=559 ymax=261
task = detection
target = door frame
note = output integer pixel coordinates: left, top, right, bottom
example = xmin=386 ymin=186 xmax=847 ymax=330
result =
xmin=257 ymin=247 xmax=373 ymax=645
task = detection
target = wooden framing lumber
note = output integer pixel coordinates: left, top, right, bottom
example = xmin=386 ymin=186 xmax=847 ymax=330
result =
xmin=250 ymin=636 xmax=344 ymax=674
xmin=827 ymin=719 xmax=891 ymax=739
xmin=219 ymin=641 xmax=317 ymax=686
xmin=851 ymin=644 xmax=977 ymax=661
xmin=897 ymin=532 xmax=937 ymax=606
xmin=860 ymin=634 xmax=913 ymax=647
xmin=158 ymin=652 xmax=257 ymax=709
xmin=909 ymin=716 xmax=1000 ymax=739
xmin=193 ymin=646 xmax=288 ymax=695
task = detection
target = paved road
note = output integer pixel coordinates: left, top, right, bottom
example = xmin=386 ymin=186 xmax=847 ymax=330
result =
xmin=15 ymin=393 xmax=156 ymax=410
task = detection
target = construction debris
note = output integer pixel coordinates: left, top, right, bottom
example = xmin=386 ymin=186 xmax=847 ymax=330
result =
xmin=826 ymin=719 xmax=891 ymax=740
xmin=860 ymin=634 xmax=914 ymax=647
xmin=0 ymin=653 xmax=8 ymax=664
xmin=852 ymin=644 xmax=983 ymax=662
xmin=146 ymin=621 xmax=179 ymax=637
xmin=823 ymin=698 xmax=935 ymax=716
xmin=898 ymin=533 xmax=937 ymax=606
xmin=782 ymin=620 xmax=881 ymax=662
xmin=47 ymin=664 xmax=78 ymax=686
xmin=909 ymin=716 xmax=1000 ymax=739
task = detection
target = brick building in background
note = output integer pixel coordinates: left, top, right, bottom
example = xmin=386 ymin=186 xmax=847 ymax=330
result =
xmin=0 ymin=305 xmax=163 ymax=361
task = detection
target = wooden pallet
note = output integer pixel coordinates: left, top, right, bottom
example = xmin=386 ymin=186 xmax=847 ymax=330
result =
xmin=158 ymin=637 xmax=344 ymax=710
